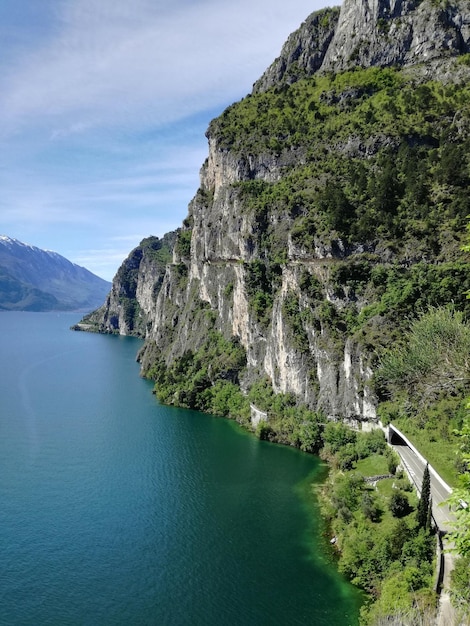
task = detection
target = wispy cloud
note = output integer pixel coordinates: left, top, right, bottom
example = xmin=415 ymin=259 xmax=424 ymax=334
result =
xmin=1 ymin=145 xmax=204 ymax=238
xmin=0 ymin=0 xmax=322 ymax=136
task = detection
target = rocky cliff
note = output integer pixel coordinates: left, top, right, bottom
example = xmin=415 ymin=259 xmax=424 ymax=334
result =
xmin=253 ymin=0 xmax=470 ymax=92
xmin=80 ymin=0 xmax=470 ymax=425
xmin=77 ymin=232 xmax=176 ymax=335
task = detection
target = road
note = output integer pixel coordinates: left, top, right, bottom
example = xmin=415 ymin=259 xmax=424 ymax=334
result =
xmin=391 ymin=442 xmax=456 ymax=533
xmin=391 ymin=440 xmax=459 ymax=623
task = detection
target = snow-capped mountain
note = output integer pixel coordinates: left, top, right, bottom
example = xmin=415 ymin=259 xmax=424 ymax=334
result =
xmin=0 ymin=236 xmax=111 ymax=311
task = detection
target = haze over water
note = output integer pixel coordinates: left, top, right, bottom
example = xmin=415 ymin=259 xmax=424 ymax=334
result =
xmin=0 ymin=312 xmax=361 ymax=625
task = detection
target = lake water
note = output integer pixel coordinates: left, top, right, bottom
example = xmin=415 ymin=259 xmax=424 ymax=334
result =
xmin=0 ymin=311 xmax=362 ymax=625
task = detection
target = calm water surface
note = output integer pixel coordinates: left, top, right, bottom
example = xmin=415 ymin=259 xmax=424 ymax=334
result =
xmin=0 ymin=312 xmax=362 ymax=625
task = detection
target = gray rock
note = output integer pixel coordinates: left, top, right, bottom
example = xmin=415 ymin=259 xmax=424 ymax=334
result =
xmin=254 ymin=0 xmax=470 ymax=94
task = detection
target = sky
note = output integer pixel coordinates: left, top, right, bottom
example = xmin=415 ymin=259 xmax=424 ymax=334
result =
xmin=0 ymin=0 xmax=331 ymax=281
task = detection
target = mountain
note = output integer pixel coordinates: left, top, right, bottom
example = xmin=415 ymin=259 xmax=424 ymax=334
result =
xmin=75 ymin=233 xmax=177 ymax=334
xmin=0 ymin=236 xmax=111 ymax=312
xmin=78 ymin=0 xmax=470 ymax=424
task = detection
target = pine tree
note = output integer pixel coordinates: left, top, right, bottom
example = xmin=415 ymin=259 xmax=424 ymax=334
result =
xmin=417 ymin=463 xmax=432 ymax=530
xmin=426 ymin=495 xmax=433 ymax=532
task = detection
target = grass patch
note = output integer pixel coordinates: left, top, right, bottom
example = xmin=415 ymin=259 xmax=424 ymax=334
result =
xmin=355 ymin=454 xmax=389 ymax=476
xmin=376 ymin=478 xmax=397 ymax=498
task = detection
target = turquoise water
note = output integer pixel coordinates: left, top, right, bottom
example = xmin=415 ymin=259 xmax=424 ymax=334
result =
xmin=0 ymin=312 xmax=361 ymax=625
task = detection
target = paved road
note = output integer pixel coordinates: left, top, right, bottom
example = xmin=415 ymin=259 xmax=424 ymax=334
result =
xmin=391 ymin=441 xmax=459 ymax=623
xmin=392 ymin=443 xmax=456 ymax=533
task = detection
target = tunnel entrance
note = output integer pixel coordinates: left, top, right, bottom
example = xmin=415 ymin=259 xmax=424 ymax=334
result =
xmin=388 ymin=424 xmax=408 ymax=446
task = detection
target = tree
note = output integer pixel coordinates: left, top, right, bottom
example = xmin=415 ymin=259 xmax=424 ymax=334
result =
xmin=361 ymin=490 xmax=382 ymax=522
xmin=378 ymin=307 xmax=470 ymax=406
xmin=448 ymin=408 xmax=470 ymax=556
xmin=389 ymin=491 xmax=411 ymax=518
xmin=416 ymin=464 xmax=432 ymax=531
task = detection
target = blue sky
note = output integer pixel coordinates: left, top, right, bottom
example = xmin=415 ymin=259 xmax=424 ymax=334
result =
xmin=0 ymin=0 xmax=330 ymax=281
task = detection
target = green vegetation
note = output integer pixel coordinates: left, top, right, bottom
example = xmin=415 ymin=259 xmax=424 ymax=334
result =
xmin=205 ymin=66 xmax=470 ymax=375
xmin=378 ymin=308 xmax=470 ymax=406
xmin=148 ymin=329 xmax=249 ymax=419
xmin=247 ymin=378 xmax=324 ymax=452
xmin=282 ymin=292 xmax=311 ymax=352
xmin=416 ymin=465 xmax=432 ymax=532
xmin=211 ymin=66 xmax=470 ymax=254
xmin=392 ymin=416 xmax=463 ymax=488
xmin=318 ymin=424 xmax=436 ymax=624
xmin=447 ymin=409 xmax=470 ymax=623
xmin=139 ymin=235 xmax=174 ymax=265
xmin=174 ymin=228 xmax=192 ymax=260
xmin=450 ymin=556 xmax=470 ymax=622
xmin=243 ymin=259 xmax=281 ymax=326
xmin=356 ymin=454 xmax=390 ymax=477
xmin=389 ymin=491 xmax=412 ymax=518
xmin=375 ymin=308 xmax=470 ymax=486
xmin=448 ymin=407 xmax=470 ymax=556
xmin=372 ymin=243 xmax=470 ymax=621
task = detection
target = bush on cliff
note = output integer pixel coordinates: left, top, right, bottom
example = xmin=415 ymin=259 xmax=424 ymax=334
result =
xmin=148 ymin=330 xmax=250 ymax=421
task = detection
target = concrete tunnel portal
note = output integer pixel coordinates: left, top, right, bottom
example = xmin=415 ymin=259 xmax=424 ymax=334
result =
xmin=387 ymin=424 xmax=409 ymax=446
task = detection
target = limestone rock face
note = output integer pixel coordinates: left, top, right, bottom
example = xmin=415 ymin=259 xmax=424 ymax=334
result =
xmin=135 ymin=145 xmax=381 ymax=419
xmin=322 ymin=0 xmax=470 ymax=72
xmin=252 ymin=8 xmax=340 ymax=94
xmin=254 ymin=0 xmax=470 ymax=93
xmin=79 ymin=233 xmax=176 ymax=337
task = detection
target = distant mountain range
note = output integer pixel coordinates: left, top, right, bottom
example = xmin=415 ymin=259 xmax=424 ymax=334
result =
xmin=0 ymin=236 xmax=111 ymax=312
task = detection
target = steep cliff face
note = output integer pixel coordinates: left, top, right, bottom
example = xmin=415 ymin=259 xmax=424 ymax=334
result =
xmin=253 ymin=0 xmax=470 ymax=93
xmin=137 ymin=147 xmax=385 ymax=420
xmin=77 ymin=233 xmax=176 ymax=336
xmin=322 ymin=0 xmax=470 ymax=72
xmin=85 ymin=0 xmax=470 ymax=423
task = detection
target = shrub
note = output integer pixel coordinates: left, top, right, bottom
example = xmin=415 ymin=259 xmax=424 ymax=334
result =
xmin=361 ymin=490 xmax=382 ymax=522
xmin=450 ymin=555 xmax=470 ymax=614
xmin=389 ymin=491 xmax=412 ymax=518
xmin=378 ymin=307 xmax=470 ymax=407
xmin=175 ymin=229 xmax=192 ymax=259
xmin=355 ymin=429 xmax=387 ymax=459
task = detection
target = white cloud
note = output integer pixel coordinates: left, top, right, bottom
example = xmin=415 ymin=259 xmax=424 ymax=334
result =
xmin=1 ymin=140 xmax=204 ymax=218
xmin=71 ymin=247 xmax=137 ymax=280
xmin=0 ymin=0 xmax=326 ymax=137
